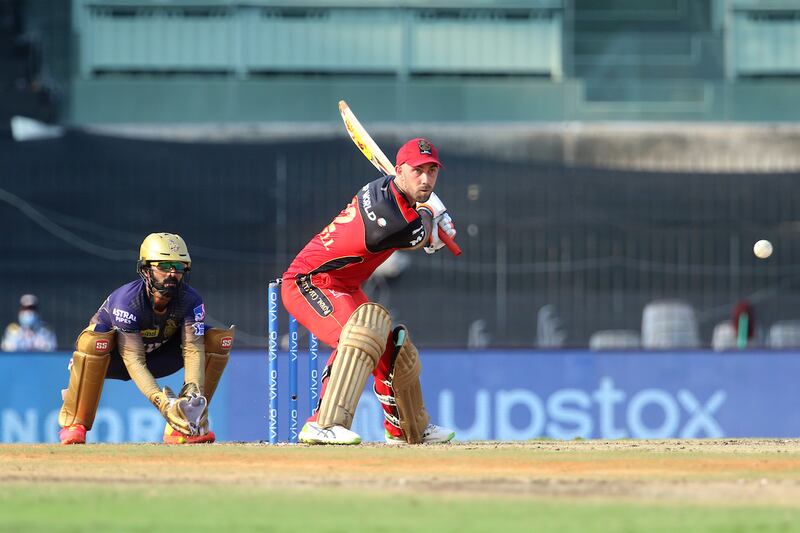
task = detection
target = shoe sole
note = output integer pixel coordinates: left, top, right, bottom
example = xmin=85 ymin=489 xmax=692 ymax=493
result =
xmin=299 ymin=435 xmax=361 ymax=445
xmin=164 ymin=433 xmax=216 ymax=445
xmin=385 ymin=432 xmax=455 ymax=445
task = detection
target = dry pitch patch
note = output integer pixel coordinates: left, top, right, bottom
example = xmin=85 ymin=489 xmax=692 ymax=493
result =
xmin=2 ymin=439 xmax=800 ymax=506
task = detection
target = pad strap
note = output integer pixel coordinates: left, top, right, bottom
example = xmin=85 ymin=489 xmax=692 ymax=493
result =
xmin=373 ymin=381 xmax=401 ymax=430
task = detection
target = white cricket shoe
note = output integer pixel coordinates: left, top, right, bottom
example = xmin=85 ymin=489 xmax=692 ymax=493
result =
xmin=384 ymin=423 xmax=455 ymax=445
xmin=298 ymin=422 xmax=362 ymax=445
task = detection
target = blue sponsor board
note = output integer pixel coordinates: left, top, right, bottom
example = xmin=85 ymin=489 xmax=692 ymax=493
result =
xmin=2 ymin=350 xmax=799 ymax=443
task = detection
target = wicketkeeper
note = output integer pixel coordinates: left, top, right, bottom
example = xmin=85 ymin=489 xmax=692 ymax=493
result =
xmin=282 ymin=138 xmax=457 ymax=445
xmin=58 ymin=233 xmax=234 ymax=445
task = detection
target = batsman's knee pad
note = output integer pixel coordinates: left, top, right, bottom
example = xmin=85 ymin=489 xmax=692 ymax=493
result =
xmin=317 ymin=303 xmax=392 ymax=429
xmin=391 ymin=326 xmax=430 ymax=444
xmin=58 ymin=327 xmax=115 ymax=430
xmin=203 ymin=325 xmax=234 ymax=403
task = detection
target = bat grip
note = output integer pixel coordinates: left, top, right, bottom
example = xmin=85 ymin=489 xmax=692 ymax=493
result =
xmin=438 ymin=227 xmax=462 ymax=256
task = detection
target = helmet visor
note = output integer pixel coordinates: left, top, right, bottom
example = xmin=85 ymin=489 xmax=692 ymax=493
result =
xmin=150 ymin=261 xmax=188 ymax=273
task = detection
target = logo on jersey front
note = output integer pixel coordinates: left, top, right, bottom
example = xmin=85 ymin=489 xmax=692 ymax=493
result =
xmin=193 ymin=322 xmax=205 ymax=336
xmin=145 ymin=341 xmax=163 ymax=354
xmin=193 ymin=304 xmax=205 ymax=322
xmin=318 ymin=199 xmax=358 ymax=251
xmin=164 ymin=319 xmax=178 ymax=338
xmin=141 ymin=327 xmax=159 ymax=338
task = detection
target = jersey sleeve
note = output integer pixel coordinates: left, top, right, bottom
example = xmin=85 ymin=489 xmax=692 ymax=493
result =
xmin=184 ymin=293 xmax=206 ymax=338
xmin=106 ymin=295 xmax=140 ymax=333
xmin=181 ymin=291 xmax=206 ymax=387
xmin=359 ymin=178 xmax=428 ymax=252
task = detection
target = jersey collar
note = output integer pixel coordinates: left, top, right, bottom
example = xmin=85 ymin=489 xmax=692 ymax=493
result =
xmin=389 ymin=178 xmax=413 ymax=208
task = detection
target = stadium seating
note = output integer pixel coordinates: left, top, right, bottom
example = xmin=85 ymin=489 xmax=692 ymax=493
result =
xmin=588 ymin=330 xmax=641 ymax=350
xmin=641 ymin=300 xmax=701 ymax=349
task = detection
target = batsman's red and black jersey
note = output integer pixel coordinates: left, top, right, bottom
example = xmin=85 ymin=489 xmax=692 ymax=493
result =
xmin=284 ymin=175 xmax=426 ymax=290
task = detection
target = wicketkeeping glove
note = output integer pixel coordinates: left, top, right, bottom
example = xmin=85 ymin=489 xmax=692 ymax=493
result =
xmin=178 ymin=382 xmax=208 ymax=435
xmin=150 ymin=386 xmax=205 ymax=436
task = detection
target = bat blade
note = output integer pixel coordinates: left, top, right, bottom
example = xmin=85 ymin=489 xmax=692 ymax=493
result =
xmin=339 ymin=101 xmax=394 ymax=176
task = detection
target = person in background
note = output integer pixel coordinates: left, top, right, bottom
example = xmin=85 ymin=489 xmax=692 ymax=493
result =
xmin=2 ymin=294 xmax=57 ymax=352
xmin=732 ymin=299 xmax=755 ymax=349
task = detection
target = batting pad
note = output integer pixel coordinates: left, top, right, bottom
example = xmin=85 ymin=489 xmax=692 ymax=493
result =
xmin=58 ymin=328 xmax=114 ymax=430
xmin=392 ymin=328 xmax=430 ymax=444
xmin=317 ymin=303 xmax=392 ymax=429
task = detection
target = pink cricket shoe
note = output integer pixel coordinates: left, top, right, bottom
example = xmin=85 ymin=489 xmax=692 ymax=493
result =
xmin=163 ymin=424 xmax=216 ymax=444
xmin=59 ymin=424 xmax=87 ymax=445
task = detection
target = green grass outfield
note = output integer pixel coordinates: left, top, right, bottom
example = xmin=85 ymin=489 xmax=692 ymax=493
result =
xmin=2 ymin=440 xmax=800 ymax=532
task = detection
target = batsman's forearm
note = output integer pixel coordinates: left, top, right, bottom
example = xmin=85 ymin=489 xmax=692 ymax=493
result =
xmin=118 ymin=331 xmax=161 ymax=400
xmin=412 ymin=209 xmax=434 ymax=251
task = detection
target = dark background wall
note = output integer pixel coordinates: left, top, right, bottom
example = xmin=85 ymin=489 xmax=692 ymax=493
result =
xmin=2 ymin=131 xmax=798 ymax=348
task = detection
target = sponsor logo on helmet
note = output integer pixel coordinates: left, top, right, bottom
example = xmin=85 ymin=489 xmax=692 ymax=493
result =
xmin=95 ymin=339 xmax=109 ymax=351
xmin=168 ymin=238 xmax=180 ymax=252
xmin=417 ymin=139 xmax=432 ymax=155
xmin=221 ymin=337 xmax=233 ymax=349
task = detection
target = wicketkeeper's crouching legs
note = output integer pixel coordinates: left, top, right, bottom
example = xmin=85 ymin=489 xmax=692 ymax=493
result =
xmin=163 ymin=326 xmax=234 ymax=444
xmin=57 ymin=326 xmax=115 ymax=444
xmin=58 ymin=325 xmax=234 ymax=445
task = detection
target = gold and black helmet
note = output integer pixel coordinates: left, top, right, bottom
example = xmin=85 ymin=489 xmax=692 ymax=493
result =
xmin=137 ymin=233 xmax=192 ymax=298
xmin=136 ymin=232 xmax=191 ymax=272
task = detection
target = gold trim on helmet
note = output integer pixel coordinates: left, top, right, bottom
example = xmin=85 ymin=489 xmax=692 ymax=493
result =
xmin=137 ymin=233 xmax=191 ymax=271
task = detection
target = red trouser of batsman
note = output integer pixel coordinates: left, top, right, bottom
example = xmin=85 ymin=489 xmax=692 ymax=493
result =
xmin=281 ymin=274 xmax=403 ymax=438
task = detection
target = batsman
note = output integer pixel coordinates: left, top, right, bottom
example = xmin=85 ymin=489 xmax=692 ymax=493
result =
xmin=57 ymin=233 xmax=235 ymax=445
xmin=283 ymin=138 xmax=457 ymax=445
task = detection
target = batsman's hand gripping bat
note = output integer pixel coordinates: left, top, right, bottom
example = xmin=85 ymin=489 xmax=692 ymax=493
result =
xmin=338 ymin=100 xmax=462 ymax=256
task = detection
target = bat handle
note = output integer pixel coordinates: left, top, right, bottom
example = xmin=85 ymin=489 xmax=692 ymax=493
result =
xmin=438 ymin=227 xmax=462 ymax=256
